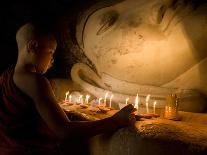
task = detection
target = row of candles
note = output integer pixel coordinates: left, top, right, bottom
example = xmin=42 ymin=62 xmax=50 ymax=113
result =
xmin=64 ymin=91 xmax=157 ymax=114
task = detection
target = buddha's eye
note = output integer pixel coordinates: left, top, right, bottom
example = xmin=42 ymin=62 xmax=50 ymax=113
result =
xmin=159 ymin=5 xmax=166 ymax=20
xmin=151 ymin=3 xmax=167 ymax=24
xmin=97 ymin=10 xmax=119 ymax=35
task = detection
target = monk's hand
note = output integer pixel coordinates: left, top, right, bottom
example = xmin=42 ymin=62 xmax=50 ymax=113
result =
xmin=111 ymin=104 xmax=136 ymax=128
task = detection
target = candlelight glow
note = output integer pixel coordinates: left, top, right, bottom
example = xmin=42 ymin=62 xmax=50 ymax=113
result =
xmin=109 ymin=94 xmax=113 ymax=108
xmin=85 ymin=94 xmax=90 ymax=104
xmin=69 ymin=95 xmax=72 ymax=103
xmin=153 ymin=101 xmax=157 ymax=114
xmin=98 ymin=98 xmax=103 ymax=106
xmin=135 ymin=93 xmax=139 ymax=111
xmin=79 ymin=95 xmax=83 ymax=104
xmin=104 ymin=92 xmax=108 ymax=107
xmin=169 ymin=107 xmax=172 ymax=113
xmin=65 ymin=91 xmax=69 ymax=102
xmin=146 ymin=95 xmax=150 ymax=113
xmin=126 ymin=98 xmax=129 ymax=105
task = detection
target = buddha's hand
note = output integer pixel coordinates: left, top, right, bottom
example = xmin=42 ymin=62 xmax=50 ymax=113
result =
xmin=111 ymin=104 xmax=136 ymax=128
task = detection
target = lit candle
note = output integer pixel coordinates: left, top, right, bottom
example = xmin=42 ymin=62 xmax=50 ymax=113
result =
xmin=153 ymin=101 xmax=157 ymax=114
xmin=134 ymin=93 xmax=139 ymax=112
xmin=146 ymin=95 xmax=150 ymax=113
xmin=169 ymin=107 xmax=172 ymax=113
xmin=104 ymin=92 xmax=108 ymax=107
xmin=65 ymin=91 xmax=69 ymax=102
xmin=85 ymin=95 xmax=90 ymax=104
xmin=69 ymin=95 xmax=72 ymax=103
xmin=109 ymin=94 xmax=113 ymax=108
xmin=79 ymin=95 xmax=83 ymax=104
xmin=126 ymin=98 xmax=129 ymax=105
xmin=98 ymin=98 xmax=103 ymax=106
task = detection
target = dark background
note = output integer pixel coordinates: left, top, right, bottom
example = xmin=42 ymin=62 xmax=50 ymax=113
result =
xmin=1 ymin=0 xmax=205 ymax=78
xmin=0 ymin=0 xmax=88 ymax=77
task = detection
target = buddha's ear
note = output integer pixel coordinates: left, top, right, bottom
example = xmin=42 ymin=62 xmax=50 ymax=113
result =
xmin=27 ymin=40 xmax=38 ymax=53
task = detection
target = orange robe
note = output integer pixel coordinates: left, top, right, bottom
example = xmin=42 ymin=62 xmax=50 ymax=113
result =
xmin=0 ymin=66 xmax=60 ymax=155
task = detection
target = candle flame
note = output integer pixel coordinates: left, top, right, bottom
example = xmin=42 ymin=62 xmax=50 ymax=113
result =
xmin=69 ymin=95 xmax=72 ymax=103
xmin=105 ymin=92 xmax=108 ymax=99
xmin=126 ymin=98 xmax=129 ymax=105
xmin=109 ymin=94 xmax=113 ymax=108
xmin=85 ymin=94 xmax=90 ymax=104
xmin=65 ymin=91 xmax=69 ymax=102
xmin=146 ymin=95 xmax=150 ymax=113
xmin=79 ymin=95 xmax=83 ymax=104
xmin=153 ymin=101 xmax=157 ymax=114
xmin=104 ymin=92 xmax=108 ymax=106
xmin=146 ymin=95 xmax=150 ymax=102
xmin=135 ymin=93 xmax=139 ymax=109
xmin=98 ymin=98 xmax=103 ymax=106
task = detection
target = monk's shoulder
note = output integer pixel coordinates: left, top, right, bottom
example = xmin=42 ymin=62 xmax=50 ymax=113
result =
xmin=13 ymin=72 xmax=51 ymax=98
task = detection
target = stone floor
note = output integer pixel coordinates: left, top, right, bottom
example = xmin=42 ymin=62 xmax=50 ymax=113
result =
xmin=61 ymin=104 xmax=207 ymax=155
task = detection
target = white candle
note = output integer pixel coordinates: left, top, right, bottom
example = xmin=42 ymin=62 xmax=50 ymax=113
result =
xmin=104 ymin=92 xmax=108 ymax=107
xmin=146 ymin=95 xmax=150 ymax=113
xmin=126 ymin=98 xmax=129 ymax=105
xmin=98 ymin=98 xmax=103 ymax=106
xmin=65 ymin=91 xmax=69 ymax=102
xmin=153 ymin=101 xmax=157 ymax=114
xmin=79 ymin=95 xmax=83 ymax=104
xmin=109 ymin=94 xmax=113 ymax=108
xmin=134 ymin=93 xmax=139 ymax=112
xmin=69 ymin=95 xmax=72 ymax=103
xmin=85 ymin=95 xmax=90 ymax=104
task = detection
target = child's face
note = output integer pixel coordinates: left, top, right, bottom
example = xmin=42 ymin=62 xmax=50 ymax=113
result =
xmin=34 ymin=36 xmax=57 ymax=74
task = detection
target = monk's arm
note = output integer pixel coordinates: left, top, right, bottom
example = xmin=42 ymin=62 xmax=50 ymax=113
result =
xmin=25 ymin=75 xmax=134 ymax=140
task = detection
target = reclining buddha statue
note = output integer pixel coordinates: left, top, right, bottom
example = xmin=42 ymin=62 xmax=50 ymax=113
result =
xmin=58 ymin=0 xmax=207 ymax=113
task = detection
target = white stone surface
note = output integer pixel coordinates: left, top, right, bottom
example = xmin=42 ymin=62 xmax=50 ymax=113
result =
xmin=71 ymin=0 xmax=207 ymax=113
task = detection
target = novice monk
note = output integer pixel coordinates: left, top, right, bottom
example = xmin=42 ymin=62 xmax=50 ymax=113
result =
xmin=0 ymin=22 xmax=136 ymax=155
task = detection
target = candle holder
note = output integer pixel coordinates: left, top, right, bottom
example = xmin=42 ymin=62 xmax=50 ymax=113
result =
xmin=164 ymin=94 xmax=180 ymax=120
xmin=97 ymin=106 xmax=111 ymax=113
xmin=80 ymin=104 xmax=89 ymax=108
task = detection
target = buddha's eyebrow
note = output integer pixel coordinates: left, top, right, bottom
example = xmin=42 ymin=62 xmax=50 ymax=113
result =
xmin=96 ymin=10 xmax=119 ymax=35
xmin=81 ymin=6 xmax=114 ymax=48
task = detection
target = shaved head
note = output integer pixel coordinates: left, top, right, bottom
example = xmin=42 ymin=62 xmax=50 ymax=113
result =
xmin=16 ymin=22 xmax=54 ymax=51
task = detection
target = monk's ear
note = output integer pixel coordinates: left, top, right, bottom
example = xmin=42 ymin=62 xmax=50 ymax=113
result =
xmin=27 ymin=40 xmax=38 ymax=53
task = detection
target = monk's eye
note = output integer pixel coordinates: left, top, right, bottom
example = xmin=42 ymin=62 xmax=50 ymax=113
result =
xmin=96 ymin=10 xmax=119 ymax=35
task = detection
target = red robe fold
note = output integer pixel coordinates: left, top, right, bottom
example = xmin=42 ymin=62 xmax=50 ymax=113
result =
xmin=0 ymin=66 xmax=60 ymax=155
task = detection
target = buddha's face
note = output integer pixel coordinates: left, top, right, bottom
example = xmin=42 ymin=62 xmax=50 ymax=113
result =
xmin=76 ymin=0 xmax=207 ymax=86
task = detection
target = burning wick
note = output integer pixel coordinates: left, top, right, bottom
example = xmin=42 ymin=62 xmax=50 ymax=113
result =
xmin=134 ymin=93 xmax=139 ymax=113
xmin=79 ymin=95 xmax=83 ymax=104
xmin=146 ymin=95 xmax=150 ymax=113
xmin=65 ymin=91 xmax=69 ymax=102
xmin=109 ymin=94 xmax=113 ymax=108
xmin=104 ymin=92 xmax=108 ymax=107
xmin=153 ymin=101 xmax=157 ymax=114
xmin=85 ymin=95 xmax=90 ymax=104
xmin=126 ymin=98 xmax=129 ymax=105
xmin=69 ymin=95 xmax=72 ymax=103
xmin=98 ymin=98 xmax=103 ymax=106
